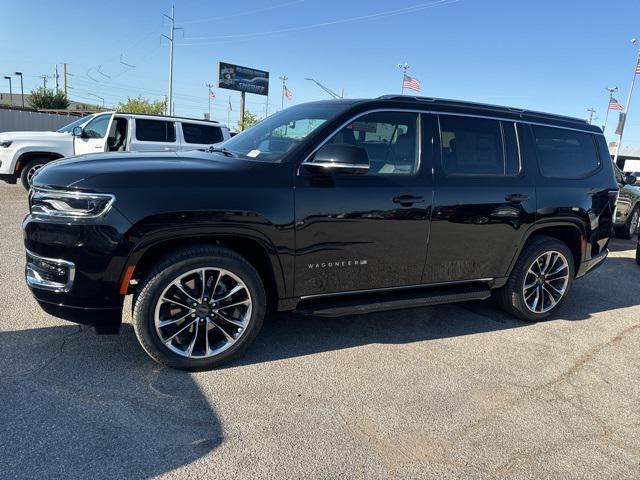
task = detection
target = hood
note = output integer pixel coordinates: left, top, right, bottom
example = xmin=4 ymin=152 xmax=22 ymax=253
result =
xmin=0 ymin=131 xmax=70 ymax=140
xmin=32 ymin=150 xmax=279 ymax=190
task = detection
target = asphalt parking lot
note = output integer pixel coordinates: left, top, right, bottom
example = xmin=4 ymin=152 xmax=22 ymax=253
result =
xmin=0 ymin=182 xmax=638 ymax=480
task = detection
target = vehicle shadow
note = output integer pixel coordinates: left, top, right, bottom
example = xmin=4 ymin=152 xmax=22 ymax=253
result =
xmin=607 ymin=237 xmax=637 ymax=253
xmin=0 ymin=324 xmax=221 ymax=479
xmin=233 ymin=252 xmax=640 ymax=368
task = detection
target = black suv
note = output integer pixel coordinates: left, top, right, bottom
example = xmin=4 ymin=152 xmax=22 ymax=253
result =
xmin=24 ymin=96 xmax=618 ymax=370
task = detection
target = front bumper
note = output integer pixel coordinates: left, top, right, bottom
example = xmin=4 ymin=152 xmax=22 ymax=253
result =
xmin=23 ymin=208 xmax=133 ymax=331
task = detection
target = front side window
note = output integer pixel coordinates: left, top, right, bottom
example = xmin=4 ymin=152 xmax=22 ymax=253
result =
xmin=57 ymin=114 xmax=95 ymax=133
xmin=532 ymin=125 xmax=600 ymax=178
xmin=220 ymin=103 xmax=349 ymax=161
xmin=441 ymin=115 xmax=520 ymax=176
xmin=135 ymin=119 xmax=176 ymax=142
xmin=326 ymin=111 xmax=420 ymax=175
xmin=82 ymin=115 xmax=111 ymax=139
xmin=182 ymin=123 xmax=223 ymax=144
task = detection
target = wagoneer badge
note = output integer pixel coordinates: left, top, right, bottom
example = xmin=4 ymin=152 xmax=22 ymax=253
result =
xmin=308 ymin=260 xmax=368 ymax=269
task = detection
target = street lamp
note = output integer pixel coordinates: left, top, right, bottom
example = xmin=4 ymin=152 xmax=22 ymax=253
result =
xmin=14 ymin=72 xmax=24 ymax=107
xmin=398 ymin=63 xmax=410 ymax=94
xmin=88 ymin=92 xmax=105 ymax=109
xmin=304 ymin=78 xmax=342 ymax=99
xmin=603 ymin=86 xmax=618 ymax=133
xmin=3 ymin=76 xmax=12 ymax=106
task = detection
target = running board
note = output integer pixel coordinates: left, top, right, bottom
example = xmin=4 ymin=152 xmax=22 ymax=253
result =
xmin=296 ymin=285 xmax=491 ymax=317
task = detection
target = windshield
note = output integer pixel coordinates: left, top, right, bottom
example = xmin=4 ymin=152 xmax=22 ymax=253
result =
xmin=220 ymin=103 xmax=348 ymax=161
xmin=56 ymin=115 xmax=95 ymax=133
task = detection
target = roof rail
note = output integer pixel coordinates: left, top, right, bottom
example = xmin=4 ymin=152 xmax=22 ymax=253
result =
xmin=375 ymin=95 xmax=588 ymax=125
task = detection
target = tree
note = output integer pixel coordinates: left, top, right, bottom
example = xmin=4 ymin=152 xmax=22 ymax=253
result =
xmin=28 ymin=88 xmax=70 ymax=109
xmin=117 ymin=96 xmax=166 ymax=114
xmin=235 ymin=111 xmax=260 ymax=132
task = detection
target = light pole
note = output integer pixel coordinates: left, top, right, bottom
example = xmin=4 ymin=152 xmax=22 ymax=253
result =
xmin=613 ymin=38 xmax=640 ymax=165
xmin=3 ymin=76 xmax=12 ymax=106
xmin=279 ymin=75 xmax=288 ymax=110
xmin=304 ymin=77 xmax=342 ymax=99
xmin=206 ymin=82 xmax=214 ymax=120
xmin=14 ymin=72 xmax=24 ymax=107
xmin=603 ymin=86 xmax=619 ymax=133
xmin=398 ymin=63 xmax=410 ymax=94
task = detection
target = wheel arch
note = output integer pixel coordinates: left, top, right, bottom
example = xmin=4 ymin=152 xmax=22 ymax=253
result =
xmin=15 ymin=151 xmax=65 ymax=173
xmin=509 ymin=222 xmax=585 ymax=278
xmin=123 ymin=230 xmax=286 ymax=313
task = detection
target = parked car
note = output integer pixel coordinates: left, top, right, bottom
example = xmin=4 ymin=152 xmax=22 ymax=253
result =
xmin=613 ymin=165 xmax=640 ymax=239
xmin=0 ymin=112 xmax=231 ymax=189
xmin=23 ymin=96 xmax=618 ymax=370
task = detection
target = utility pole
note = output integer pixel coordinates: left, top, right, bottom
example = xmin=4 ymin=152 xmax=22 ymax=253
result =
xmin=54 ymin=64 xmax=59 ymax=92
xmin=206 ymin=82 xmax=214 ymax=119
xmin=14 ymin=72 xmax=24 ymax=107
xmin=614 ymin=38 xmax=640 ymax=166
xmin=240 ymin=92 xmax=246 ymax=130
xmin=162 ymin=5 xmax=182 ymax=116
xmin=587 ymin=108 xmax=596 ymax=125
xmin=63 ymin=63 xmax=68 ymax=97
xmin=398 ymin=63 xmax=410 ymax=94
xmin=279 ymin=75 xmax=288 ymax=110
xmin=40 ymin=75 xmax=48 ymax=89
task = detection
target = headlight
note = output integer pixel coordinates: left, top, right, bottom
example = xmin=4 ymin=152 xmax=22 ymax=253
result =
xmin=0 ymin=140 xmax=12 ymax=148
xmin=30 ymin=188 xmax=115 ymax=219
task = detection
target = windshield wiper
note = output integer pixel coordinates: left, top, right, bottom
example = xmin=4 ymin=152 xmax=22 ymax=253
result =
xmin=208 ymin=146 xmax=237 ymax=157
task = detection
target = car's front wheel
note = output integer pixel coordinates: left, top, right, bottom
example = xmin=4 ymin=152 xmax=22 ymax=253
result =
xmin=616 ymin=206 xmax=639 ymax=240
xmin=20 ymin=158 xmax=48 ymax=190
xmin=496 ymin=236 xmax=574 ymax=322
xmin=133 ymin=246 xmax=266 ymax=370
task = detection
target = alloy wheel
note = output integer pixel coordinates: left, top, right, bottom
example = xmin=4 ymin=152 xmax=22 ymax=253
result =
xmin=154 ymin=267 xmax=252 ymax=358
xmin=27 ymin=164 xmax=43 ymax=185
xmin=522 ymin=250 xmax=570 ymax=314
xmin=631 ymin=210 xmax=639 ymax=236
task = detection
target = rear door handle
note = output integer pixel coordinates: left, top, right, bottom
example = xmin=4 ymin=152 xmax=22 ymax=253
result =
xmin=393 ymin=195 xmax=424 ymax=207
xmin=505 ymin=193 xmax=529 ymax=203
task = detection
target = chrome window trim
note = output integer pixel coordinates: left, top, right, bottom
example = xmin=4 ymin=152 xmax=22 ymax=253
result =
xmin=299 ymin=107 xmax=599 ymax=174
xmin=25 ymin=249 xmax=76 ymax=293
xmin=299 ymin=277 xmax=494 ymax=300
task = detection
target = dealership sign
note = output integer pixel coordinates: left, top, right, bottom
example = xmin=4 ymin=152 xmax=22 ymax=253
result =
xmin=218 ymin=62 xmax=269 ymax=96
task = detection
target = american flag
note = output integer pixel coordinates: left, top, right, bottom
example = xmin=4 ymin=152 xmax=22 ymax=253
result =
xmin=636 ymin=59 xmax=640 ymax=75
xmin=402 ymin=74 xmax=420 ymax=92
xmin=283 ymin=85 xmax=293 ymax=100
xmin=609 ymin=98 xmax=624 ymax=111
xmin=209 ymin=91 xmax=216 ymax=100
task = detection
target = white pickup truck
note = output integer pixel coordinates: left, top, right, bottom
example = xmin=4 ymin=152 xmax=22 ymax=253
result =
xmin=0 ymin=112 xmax=231 ymax=189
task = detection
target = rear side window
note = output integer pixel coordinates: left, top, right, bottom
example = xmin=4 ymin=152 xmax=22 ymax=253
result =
xmin=440 ymin=116 xmax=520 ymax=176
xmin=182 ymin=123 xmax=224 ymax=144
xmin=532 ymin=126 xmax=600 ymax=178
xmin=135 ymin=119 xmax=176 ymax=142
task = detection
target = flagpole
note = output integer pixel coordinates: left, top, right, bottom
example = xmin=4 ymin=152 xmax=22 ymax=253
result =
xmin=227 ymin=96 xmax=231 ymax=128
xmin=614 ymin=39 xmax=640 ymax=165
xmin=398 ymin=63 xmax=409 ymax=95
xmin=603 ymin=86 xmax=618 ymax=133
xmin=279 ymin=75 xmax=288 ymax=110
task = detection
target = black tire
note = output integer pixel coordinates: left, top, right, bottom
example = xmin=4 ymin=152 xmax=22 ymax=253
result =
xmin=19 ymin=158 xmax=48 ymax=190
xmin=496 ymin=236 xmax=575 ymax=322
xmin=617 ymin=206 xmax=639 ymax=240
xmin=636 ymin=242 xmax=640 ymax=266
xmin=133 ymin=245 xmax=266 ymax=371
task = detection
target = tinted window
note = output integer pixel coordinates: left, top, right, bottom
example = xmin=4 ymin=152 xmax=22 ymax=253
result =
xmin=82 ymin=115 xmax=111 ymax=139
xmin=326 ymin=111 xmax=420 ymax=175
xmin=532 ymin=126 xmax=600 ymax=178
xmin=441 ymin=116 xmax=520 ymax=176
xmin=135 ymin=119 xmax=176 ymax=142
xmin=182 ymin=123 xmax=223 ymax=144
xmin=57 ymin=114 xmax=95 ymax=133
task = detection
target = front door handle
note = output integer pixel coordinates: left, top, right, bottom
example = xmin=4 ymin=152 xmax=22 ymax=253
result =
xmin=393 ymin=195 xmax=424 ymax=207
xmin=505 ymin=193 xmax=529 ymax=203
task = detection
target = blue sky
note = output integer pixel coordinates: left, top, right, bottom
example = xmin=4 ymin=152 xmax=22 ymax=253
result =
xmin=2 ymin=0 xmax=640 ymax=144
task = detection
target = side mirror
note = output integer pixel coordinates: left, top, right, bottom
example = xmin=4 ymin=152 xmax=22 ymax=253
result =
xmin=303 ymin=144 xmax=369 ymax=175
xmin=72 ymin=126 xmax=83 ymax=137
xmin=624 ymin=174 xmax=637 ymax=185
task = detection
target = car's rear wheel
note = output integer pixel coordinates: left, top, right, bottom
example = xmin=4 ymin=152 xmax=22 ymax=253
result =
xmin=496 ymin=236 xmax=574 ymax=322
xmin=133 ymin=246 xmax=266 ymax=370
xmin=20 ymin=158 xmax=48 ymax=190
xmin=617 ymin=206 xmax=639 ymax=240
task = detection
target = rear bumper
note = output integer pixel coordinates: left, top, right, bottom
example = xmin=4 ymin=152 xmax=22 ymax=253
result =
xmin=576 ymin=249 xmax=608 ymax=278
